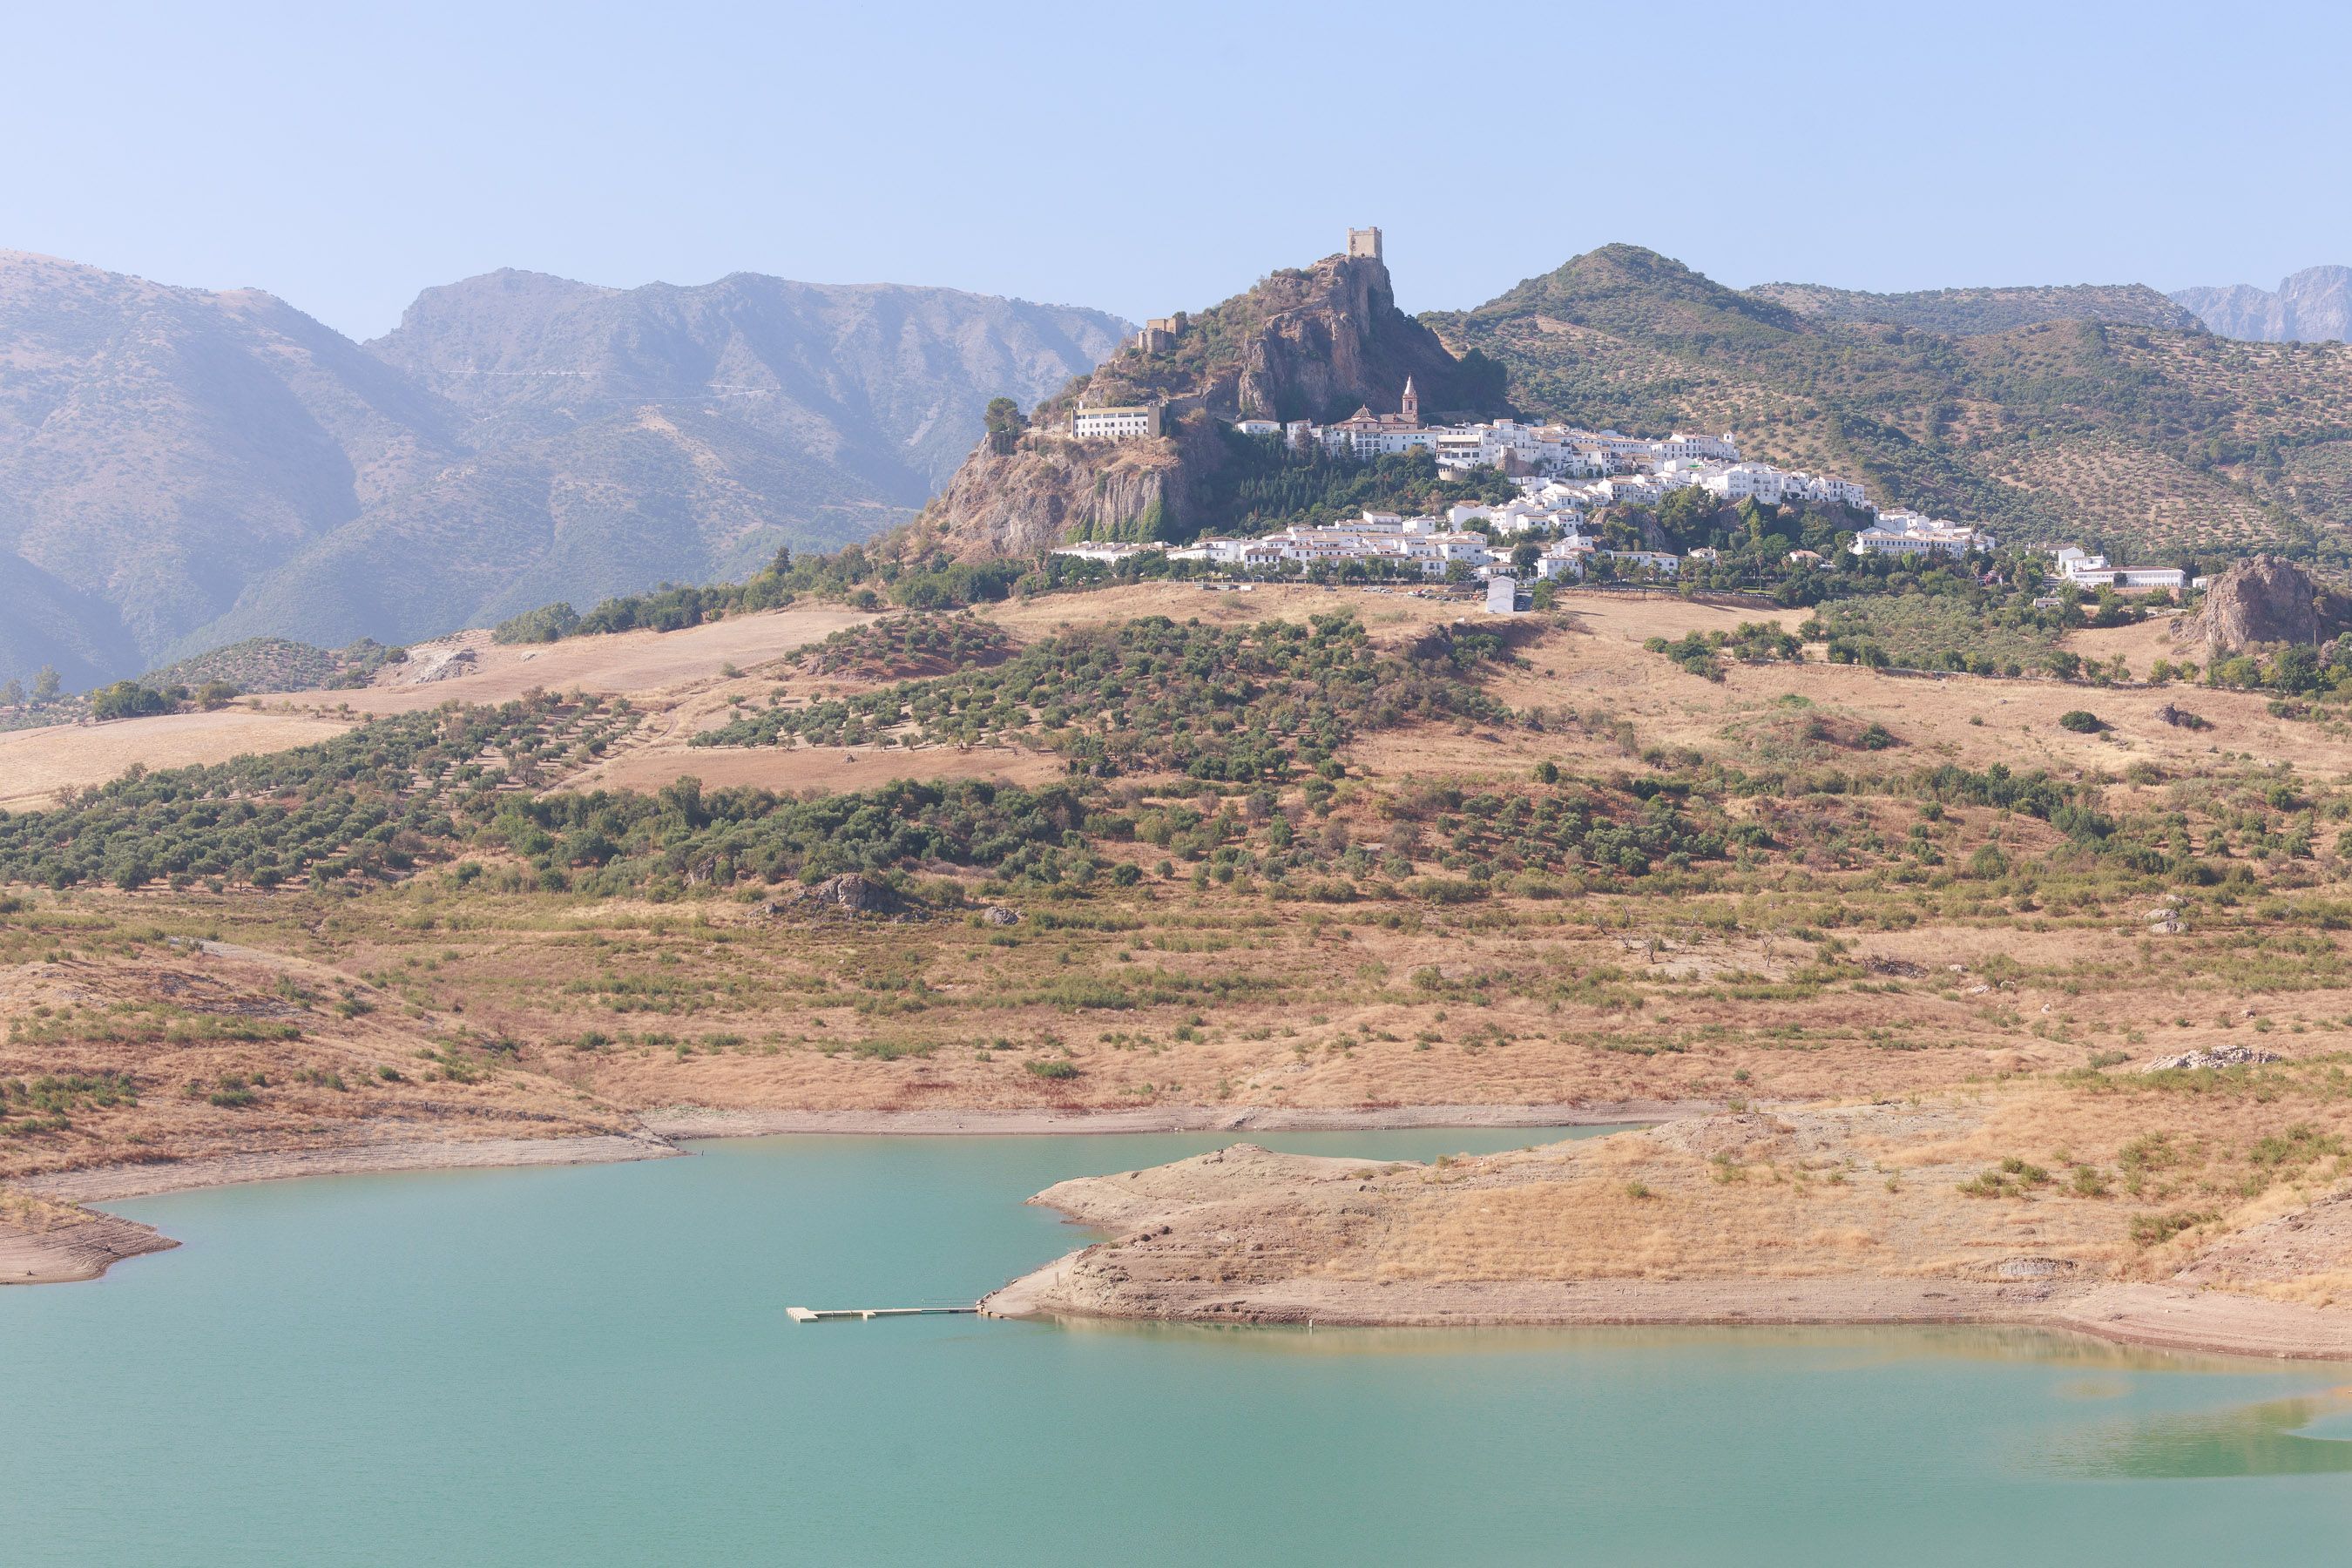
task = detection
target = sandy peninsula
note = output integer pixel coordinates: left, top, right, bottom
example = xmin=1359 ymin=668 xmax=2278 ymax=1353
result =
xmin=979 ymin=1112 xmax=2352 ymax=1362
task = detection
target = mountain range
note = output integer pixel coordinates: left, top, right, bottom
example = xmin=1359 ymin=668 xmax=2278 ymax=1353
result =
xmin=2171 ymin=267 xmax=2352 ymax=343
xmin=0 ymin=252 xmax=1127 ymax=689
xmin=11 ymin=238 xmax=2352 ymax=692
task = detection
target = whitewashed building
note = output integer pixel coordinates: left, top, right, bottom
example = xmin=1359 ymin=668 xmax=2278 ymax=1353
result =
xmin=1071 ymin=402 xmax=1163 ymax=441
xmin=1853 ymin=510 xmax=1992 ymax=558
xmin=2053 ymin=547 xmax=2185 ymax=591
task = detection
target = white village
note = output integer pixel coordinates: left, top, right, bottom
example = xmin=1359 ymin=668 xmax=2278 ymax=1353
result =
xmin=1058 ymin=233 xmax=2186 ymax=605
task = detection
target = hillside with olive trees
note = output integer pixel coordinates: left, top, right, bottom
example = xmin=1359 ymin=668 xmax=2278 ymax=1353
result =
xmin=1424 ymin=245 xmax=2352 ymax=569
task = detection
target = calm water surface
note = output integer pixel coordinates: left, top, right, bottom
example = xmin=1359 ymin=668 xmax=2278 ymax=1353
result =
xmin=4 ymin=1125 xmax=2349 ymax=1565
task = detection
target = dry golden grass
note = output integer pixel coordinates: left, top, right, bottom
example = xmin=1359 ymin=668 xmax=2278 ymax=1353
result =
xmin=0 ymin=710 xmax=355 ymax=812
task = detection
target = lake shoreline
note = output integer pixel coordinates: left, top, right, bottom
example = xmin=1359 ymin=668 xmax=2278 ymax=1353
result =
xmin=0 ymin=1101 xmax=1689 ymax=1286
xmin=11 ymin=1105 xmax=2352 ymax=1365
xmin=637 ymin=1099 xmax=1699 ymax=1140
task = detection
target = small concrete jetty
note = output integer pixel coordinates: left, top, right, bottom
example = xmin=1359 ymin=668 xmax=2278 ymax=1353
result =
xmin=787 ymin=1306 xmax=977 ymax=1323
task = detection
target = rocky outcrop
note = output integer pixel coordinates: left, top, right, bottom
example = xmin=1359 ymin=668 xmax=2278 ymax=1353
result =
xmin=2139 ymin=1045 xmax=2286 ymax=1072
xmin=794 ymin=873 xmax=902 ymax=915
xmin=916 ymin=422 xmax=1201 ymax=559
xmin=2172 ymin=556 xmax=2352 ymax=654
xmin=917 ymin=247 xmax=1494 ymax=560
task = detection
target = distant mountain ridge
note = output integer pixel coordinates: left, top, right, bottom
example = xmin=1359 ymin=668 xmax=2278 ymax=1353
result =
xmin=1750 ymin=280 xmax=2201 ymax=335
xmin=2172 ymin=267 xmax=2352 ymax=343
xmin=0 ymin=251 xmax=1127 ymax=689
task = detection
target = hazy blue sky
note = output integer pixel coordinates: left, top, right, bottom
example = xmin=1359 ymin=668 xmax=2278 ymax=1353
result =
xmin=8 ymin=0 xmax=2345 ymax=338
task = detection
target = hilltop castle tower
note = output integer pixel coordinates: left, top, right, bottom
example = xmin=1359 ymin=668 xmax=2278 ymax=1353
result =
xmin=1347 ymin=226 xmax=1382 ymax=261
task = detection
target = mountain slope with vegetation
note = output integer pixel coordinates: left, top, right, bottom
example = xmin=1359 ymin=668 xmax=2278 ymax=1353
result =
xmin=0 ymin=252 xmax=1126 ymax=690
xmin=1425 ymin=245 xmax=2352 ymax=565
xmin=1752 ymin=280 xmax=2201 ymax=335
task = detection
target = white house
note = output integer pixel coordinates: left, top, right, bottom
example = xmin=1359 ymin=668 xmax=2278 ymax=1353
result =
xmin=1233 ymin=418 xmax=1281 ymax=437
xmin=1535 ymin=539 xmax=1595 ymax=580
xmin=1598 ymin=549 xmax=1681 ymax=579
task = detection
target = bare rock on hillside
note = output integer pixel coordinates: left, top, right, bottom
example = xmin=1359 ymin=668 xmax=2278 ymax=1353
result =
xmin=795 ymin=873 xmax=901 ymax=915
xmin=2171 ymin=556 xmax=2352 ymax=654
xmin=409 ymin=646 xmax=478 ymax=684
xmin=2139 ymin=1045 xmax=2285 ymax=1072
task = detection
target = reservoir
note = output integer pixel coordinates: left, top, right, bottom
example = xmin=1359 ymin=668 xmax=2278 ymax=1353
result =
xmin=3 ymin=1126 xmax=2349 ymax=1565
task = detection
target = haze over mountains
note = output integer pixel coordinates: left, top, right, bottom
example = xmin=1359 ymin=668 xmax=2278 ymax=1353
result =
xmin=0 ymin=251 xmax=1127 ymax=689
xmin=2171 ymin=267 xmax=2352 ymax=344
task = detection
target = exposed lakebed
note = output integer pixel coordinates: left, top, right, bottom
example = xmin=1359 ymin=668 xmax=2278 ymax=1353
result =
xmin=4 ymin=1127 xmax=2349 ymax=1565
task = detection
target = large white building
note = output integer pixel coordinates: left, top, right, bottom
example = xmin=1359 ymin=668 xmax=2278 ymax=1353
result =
xmin=1852 ymin=510 xmax=1993 ymax=558
xmin=2053 ymin=547 xmax=2184 ymax=591
xmin=1071 ymin=402 xmax=1163 ymax=441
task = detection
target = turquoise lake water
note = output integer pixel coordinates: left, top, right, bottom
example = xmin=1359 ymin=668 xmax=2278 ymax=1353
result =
xmin=4 ymin=1125 xmax=2350 ymax=1565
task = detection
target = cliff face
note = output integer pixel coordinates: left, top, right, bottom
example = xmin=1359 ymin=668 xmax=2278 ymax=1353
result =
xmin=919 ymin=430 xmax=1198 ymax=559
xmin=2173 ymin=555 xmax=2352 ymax=653
xmin=1223 ymin=254 xmax=1479 ymax=422
xmin=919 ymin=251 xmax=1489 ymax=559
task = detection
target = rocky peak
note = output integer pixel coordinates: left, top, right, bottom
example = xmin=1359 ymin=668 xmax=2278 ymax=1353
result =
xmin=917 ymin=244 xmax=1498 ymax=560
xmin=2172 ymin=555 xmax=2352 ymax=653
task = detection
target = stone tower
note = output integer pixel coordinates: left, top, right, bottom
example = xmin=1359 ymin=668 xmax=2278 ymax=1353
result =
xmin=1347 ymin=226 xmax=1382 ymax=261
xmin=1400 ymin=376 xmax=1419 ymax=424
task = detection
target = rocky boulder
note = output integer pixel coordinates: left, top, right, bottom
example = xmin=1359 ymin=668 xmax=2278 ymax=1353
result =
xmin=2172 ymin=555 xmax=2352 ymax=655
xmin=794 ymin=873 xmax=901 ymax=916
xmin=2138 ymin=1045 xmax=2285 ymax=1072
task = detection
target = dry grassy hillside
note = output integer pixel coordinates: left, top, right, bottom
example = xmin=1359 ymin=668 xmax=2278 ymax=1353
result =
xmin=5 ymin=582 xmax=2352 ymax=1348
